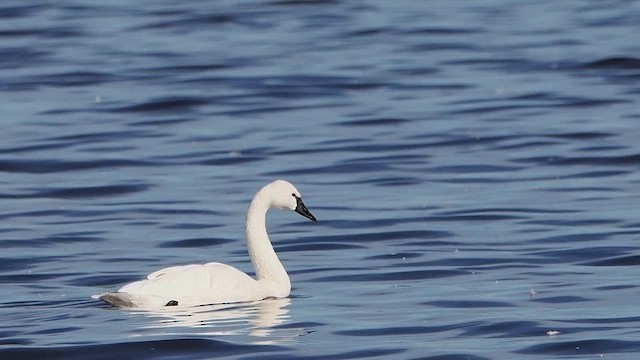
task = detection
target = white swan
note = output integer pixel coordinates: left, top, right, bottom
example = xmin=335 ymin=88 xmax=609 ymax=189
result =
xmin=94 ymin=180 xmax=316 ymax=309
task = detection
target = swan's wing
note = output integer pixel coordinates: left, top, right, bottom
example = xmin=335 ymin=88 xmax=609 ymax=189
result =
xmin=146 ymin=264 xmax=201 ymax=280
xmin=116 ymin=262 xmax=261 ymax=307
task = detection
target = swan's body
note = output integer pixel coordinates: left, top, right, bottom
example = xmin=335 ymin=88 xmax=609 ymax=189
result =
xmin=94 ymin=180 xmax=316 ymax=309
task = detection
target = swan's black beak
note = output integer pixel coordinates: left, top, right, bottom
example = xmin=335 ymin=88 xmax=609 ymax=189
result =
xmin=294 ymin=196 xmax=317 ymax=221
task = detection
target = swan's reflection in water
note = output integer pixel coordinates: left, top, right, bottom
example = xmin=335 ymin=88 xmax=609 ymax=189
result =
xmin=135 ymin=298 xmax=291 ymax=342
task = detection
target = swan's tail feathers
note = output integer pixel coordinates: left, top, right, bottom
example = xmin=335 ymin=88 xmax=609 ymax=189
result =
xmin=93 ymin=292 xmax=138 ymax=308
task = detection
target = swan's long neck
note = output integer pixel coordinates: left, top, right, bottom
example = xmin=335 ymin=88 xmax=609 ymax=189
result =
xmin=245 ymin=193 xmax=290 ymax=292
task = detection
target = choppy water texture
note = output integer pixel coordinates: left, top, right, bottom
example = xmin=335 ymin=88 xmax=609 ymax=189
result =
xmin=2 ymin=0 xmax=640 ymax=359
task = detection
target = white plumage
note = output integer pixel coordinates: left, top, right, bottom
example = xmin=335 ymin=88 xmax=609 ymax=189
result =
xmin=93 ymin=180 xmax=316 ymax=309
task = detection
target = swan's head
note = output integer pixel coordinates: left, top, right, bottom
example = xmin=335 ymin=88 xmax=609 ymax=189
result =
xmin=264 ymin=180 xmax=317 ymax=221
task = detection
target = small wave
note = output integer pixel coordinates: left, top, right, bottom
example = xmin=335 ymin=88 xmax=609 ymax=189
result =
xmin=36 ymin=184 xmax=151 ymax=199
xmin=517 ymin=339 xmax=640 ymax=356
xmin=314 ymin=269 xmax=468 ymax=282
xmin=531 ymin=296 xmax=594 ymax=304
xmin=0 ymin=159 xmax=155 ymax=173
xmin=0 ymin=338 xmax=283 ymax=360
xmin=584 ymin=57 xmax=640 ymax=70
xmin=157 ymin=237 xmax=234 ymax=248
xmin=424 ymin=300 xmax=515 ymax=308
xmin=582 ymin=255 xmax=640 ymax=267
xmin=111 ymin=96 xmax=208 ymax=113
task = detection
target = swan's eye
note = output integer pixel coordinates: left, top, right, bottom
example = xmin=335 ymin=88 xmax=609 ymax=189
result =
xmin=292 ymin=193 xmax=295 ymax=197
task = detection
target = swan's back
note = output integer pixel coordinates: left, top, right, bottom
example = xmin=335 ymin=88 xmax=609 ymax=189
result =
xmin=100 ymin=263 xmax=263 ymax=308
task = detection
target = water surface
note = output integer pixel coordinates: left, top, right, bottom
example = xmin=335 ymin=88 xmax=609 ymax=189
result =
xmin=2 ymin=0 xmax=640 ymax=359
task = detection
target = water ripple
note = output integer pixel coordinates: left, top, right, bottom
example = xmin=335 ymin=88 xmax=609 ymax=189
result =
xmin=0 ymin=339 xmax=283 ymax=360
xmin=517 ymin=339 xmax=640 ymax=356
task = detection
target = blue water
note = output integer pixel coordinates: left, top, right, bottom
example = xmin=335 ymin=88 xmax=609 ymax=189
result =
xmin=2 ymin=0 xmax=640 ymax=358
